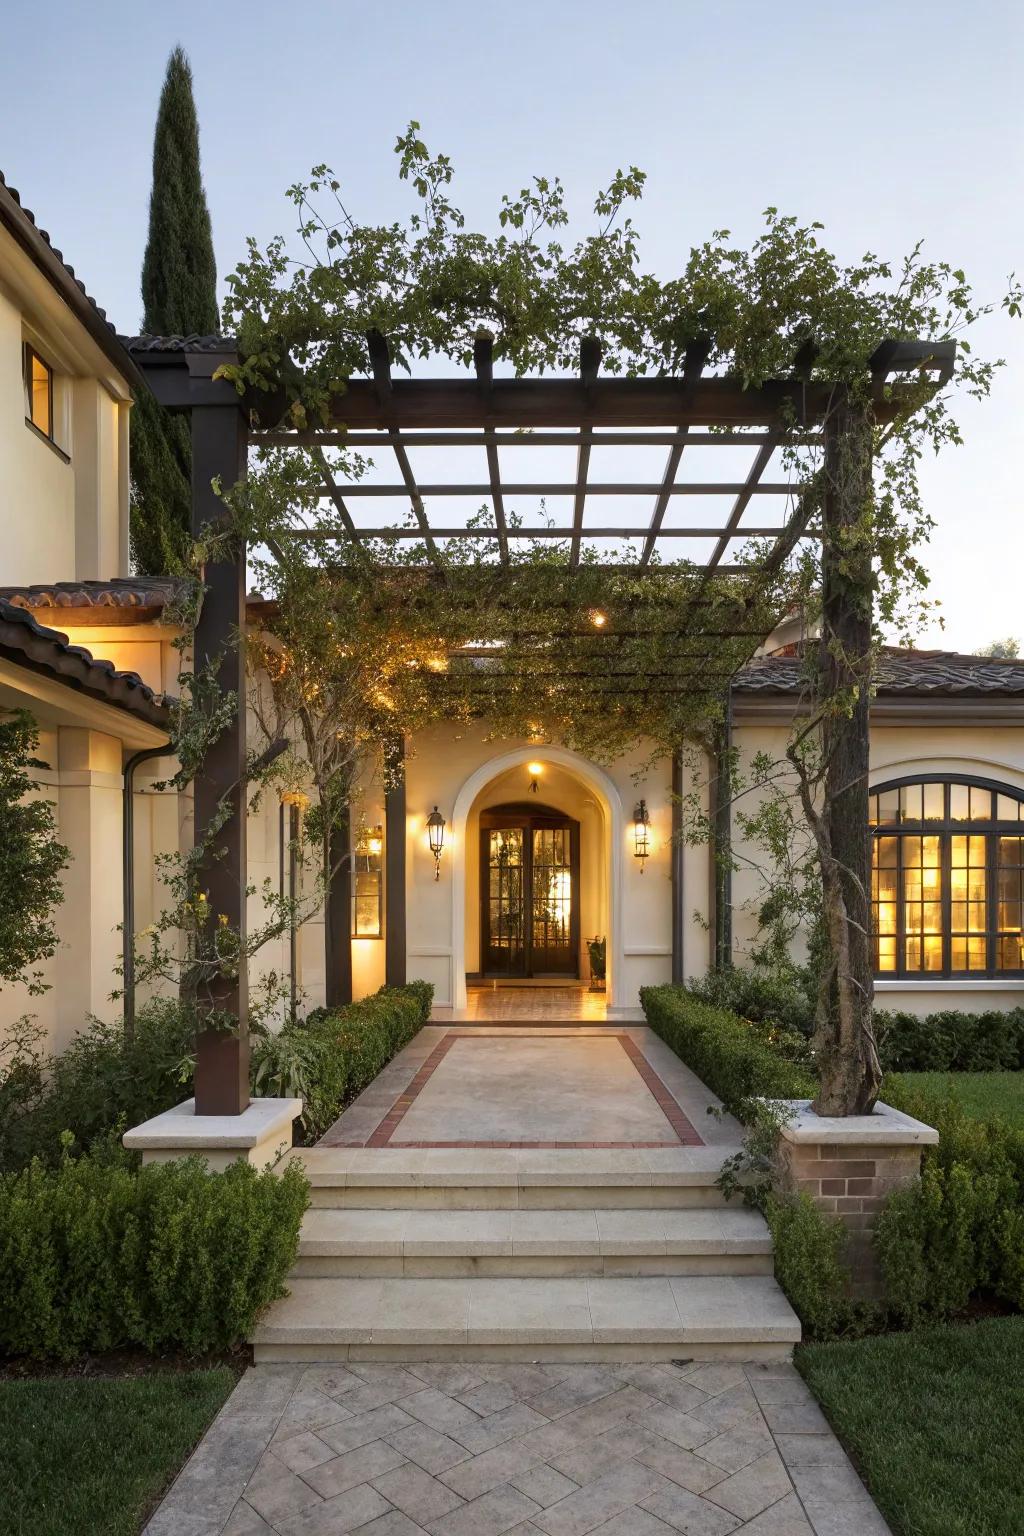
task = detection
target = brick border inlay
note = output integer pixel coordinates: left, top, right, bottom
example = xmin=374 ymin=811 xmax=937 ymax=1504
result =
xmin=361 ymin=1031 xmax=702 ymax=1148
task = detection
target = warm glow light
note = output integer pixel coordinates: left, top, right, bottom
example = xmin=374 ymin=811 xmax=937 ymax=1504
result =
xmin=425 ymin=655 xmax=448 ymax=673
xmin=590 ymin=609 xmax=607 ymax=628
xmin=527 ymin=762 xmax=544 ymax=778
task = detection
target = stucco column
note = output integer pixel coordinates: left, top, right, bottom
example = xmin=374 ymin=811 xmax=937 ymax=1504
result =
xmin=55 ymin=727 xmax=124 ymax=1051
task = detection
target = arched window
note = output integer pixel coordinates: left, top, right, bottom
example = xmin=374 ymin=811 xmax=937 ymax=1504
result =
xmin=870 ymin=777 xmax=1024 ymax=978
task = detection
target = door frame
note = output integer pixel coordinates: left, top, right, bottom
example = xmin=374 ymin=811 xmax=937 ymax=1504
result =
xmin=479 ymin=802 xmax=581 ymax=979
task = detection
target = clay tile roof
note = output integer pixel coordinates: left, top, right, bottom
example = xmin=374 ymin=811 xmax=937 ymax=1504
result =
xmin=120 ymin=334 xmax=237 ymax=354
xmin=0 ymin=578 xmax=181 ymax=614
xmin=0 ymin=170 xmax=145 ymax=392
xmin=0 ymin=599 xmax=170 ymax=727
xmin=735 ymin=648 xmax=1024 ymax=696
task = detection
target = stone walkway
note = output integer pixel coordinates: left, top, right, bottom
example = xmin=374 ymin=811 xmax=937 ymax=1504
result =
xmin=146 ymin=1361 xmax=891 ymax=1536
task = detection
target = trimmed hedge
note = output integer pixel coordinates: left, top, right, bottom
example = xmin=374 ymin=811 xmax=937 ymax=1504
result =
xmin=875 ymin=1007 xmax=1024 ymax=1073
xmin=0 ymin=1148 xmax=308 ymax=1360
xmin=251 ymin=981 xmax=433 ymax=1141
xmin=639 ymin=984 xmax=814 ymax=1123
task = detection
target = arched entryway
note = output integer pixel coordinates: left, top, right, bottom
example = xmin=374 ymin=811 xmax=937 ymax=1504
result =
xmin=450 ymin=745 xmax=624 ymax=1011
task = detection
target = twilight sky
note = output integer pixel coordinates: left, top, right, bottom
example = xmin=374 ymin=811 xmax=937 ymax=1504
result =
xmin=2 ymin=0 xmax=1020 ymax=650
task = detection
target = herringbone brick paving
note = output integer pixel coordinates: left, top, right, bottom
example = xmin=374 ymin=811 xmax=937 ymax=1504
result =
xmin=145 ymin=1360 xmax=891 ymax=1535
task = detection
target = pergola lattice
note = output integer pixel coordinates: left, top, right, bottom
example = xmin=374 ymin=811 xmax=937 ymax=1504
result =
xmin=128 ymin=331 xmax=955 ymax=1113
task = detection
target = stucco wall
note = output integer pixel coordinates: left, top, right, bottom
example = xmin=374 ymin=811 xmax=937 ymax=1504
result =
xmin=727 ymin=715 xmax=1024 ymax=1018
xmin=403 ymin=724 xmax=675 ymax=1010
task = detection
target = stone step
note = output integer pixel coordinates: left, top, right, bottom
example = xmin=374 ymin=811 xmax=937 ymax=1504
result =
xmin=283 ymin=1145 xmax=738 ymax=1210
xmin=251 ymin=1274 xmax=800 ymax=1363
xmin=291 ymin=1206 xmax=774 ymax=1278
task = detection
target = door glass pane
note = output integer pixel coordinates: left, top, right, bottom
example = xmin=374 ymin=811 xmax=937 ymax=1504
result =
xmin=899 ymin=784 xmax=922 ymax=822
xmin=531 ymin=826 xmax=573 ymax=971
xmin=486 ymin=827 xmax=524 ymax=974
xmin=997 ymin=794 xmax=1023 ymax=823
xmin=923 ymin=782 xmax=945 ymax=821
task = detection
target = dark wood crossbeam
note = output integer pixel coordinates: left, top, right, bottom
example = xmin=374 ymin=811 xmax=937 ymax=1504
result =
xmin=258 ymin=430 xmax=820 ymax=449
xmin=704 ymin=439 xmax=782 ymax=573
xmin=309 ymin=444 xmax=361 ymax=542
xmin=570 ymin=337 xmax=602 ymax=568
xmin=317 ymin=481 xmax=792 ymax=498
xmin=290 ymin=525 xmax=794 ymax=541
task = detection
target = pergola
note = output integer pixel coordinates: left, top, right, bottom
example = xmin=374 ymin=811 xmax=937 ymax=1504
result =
xmin=128 ymin=331 xmax=955 ymax=1114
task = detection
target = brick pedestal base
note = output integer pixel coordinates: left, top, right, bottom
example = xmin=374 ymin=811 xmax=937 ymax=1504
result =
xmin=774 ymin=1100 xmax=939 ymax=1295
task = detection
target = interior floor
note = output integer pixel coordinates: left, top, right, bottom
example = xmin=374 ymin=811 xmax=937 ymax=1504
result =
xmin=435 ymin=982 xmax=609 ymax=1023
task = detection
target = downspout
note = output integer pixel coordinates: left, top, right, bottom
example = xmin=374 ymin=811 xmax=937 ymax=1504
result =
xmin=123 ymin=741 xmax=172 ymax=1042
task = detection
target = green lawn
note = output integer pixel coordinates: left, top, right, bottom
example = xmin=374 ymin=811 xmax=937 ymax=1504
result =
xmin=888 ymin=1070 xmax=1024 ymax=1126
xmin=0 ymin=1367 xmax=236 ymax=1536
xmin=798 ymin=1317 xmax=1024 ymax=1536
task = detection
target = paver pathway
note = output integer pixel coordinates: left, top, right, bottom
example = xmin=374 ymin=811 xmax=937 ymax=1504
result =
xmin=146 ymin=1360 xmax=892 ymax=1535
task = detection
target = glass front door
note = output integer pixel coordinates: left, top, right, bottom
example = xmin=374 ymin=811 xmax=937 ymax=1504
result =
xmin=481 ymin=807 xmax=579 ymax=977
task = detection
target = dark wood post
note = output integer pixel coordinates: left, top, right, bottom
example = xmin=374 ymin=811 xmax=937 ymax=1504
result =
xmin=385 ymin=736 xmax=407 ymax=987
xmin=191 ymin=404 xmax=250 ymax=1115
xmin=710 ymin=693 xmax=733 ymax=972
xmin=816 ymin=395 xmax=882 ymax=1115
xmin=671 ymin=750 xmax=685 ymax=985
xmin=325 ymin=804 xmax=352 ymax=1008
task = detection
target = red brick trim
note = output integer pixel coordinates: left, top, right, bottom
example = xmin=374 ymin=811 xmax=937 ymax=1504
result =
xmin=359 ymin=1031 xmax=703 ymax=1149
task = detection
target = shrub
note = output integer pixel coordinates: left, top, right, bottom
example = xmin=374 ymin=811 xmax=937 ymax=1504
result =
xmin=0 ymin=1001 xmax=195 ymax=1173
xmin=251 ymin=981 xmax=433 ymax=1141
xmin=874 ymin=1007 xmax=1024 ymax=1073
xmin=763 ymin=1191 xmax=861 ymax=1339
xmin=686 ymin=967 xmax=815 ymax=1038
xmin=0 ymin=1145 xmax=308 ymax=1360
xmin=640 ymin=984 xmax=814 ymax=1123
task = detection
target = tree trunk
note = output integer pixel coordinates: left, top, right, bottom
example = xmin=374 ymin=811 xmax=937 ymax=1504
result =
xmin=814 ymin=395 xmax=883 ymax=1116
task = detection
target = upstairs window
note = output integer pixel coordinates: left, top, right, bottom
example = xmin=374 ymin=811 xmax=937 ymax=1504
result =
xmin=870 ymin=777 xmax=1024 ymax=979
xmin=24 ymin=344 xmax=54 ymax=440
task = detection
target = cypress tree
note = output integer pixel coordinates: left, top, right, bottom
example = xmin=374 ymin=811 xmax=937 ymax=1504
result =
xmin=130 ymin=47 xmax=218 ymax=574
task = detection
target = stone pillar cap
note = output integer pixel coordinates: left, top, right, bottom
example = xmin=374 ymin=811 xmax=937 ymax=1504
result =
xmin=124 ymin=1096 xmax=303 ymax=1152
xmin=772 ymin=1098 xmax=939 ymax=1147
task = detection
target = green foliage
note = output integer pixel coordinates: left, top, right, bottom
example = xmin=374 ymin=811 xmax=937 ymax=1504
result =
xmin=250 ymin=982 xmax=433 ymax=1140
xmin=797 ymin=1317 xmax=1024 ymax=1536
xmin=875 ymin=1080 xmax=1024 ymax=1321
xmin=875 ymin=1007 xmax=1024 ymax=1072
xmin=0 ymin=1368 xmax=236 ymax=1536
xmin=686 ymin=967 xmax=815 ymax=1039
xmin=131 ymin=46 xmax=218 ymax=574
xmin=0 ymin=1147 xmax=308 ymax=1360
xmin=763 ymin=1192 xmax=860 ymax=1340
xmin=0 ymin=1001 xmax=195 ymax=1174
xmin=587 ymin=936 xmax=607 ymax=982
xmin=640 ymin=984 xmax=814 ymax=1123
xmin=0 ymin=712 xmax=69 ymax=995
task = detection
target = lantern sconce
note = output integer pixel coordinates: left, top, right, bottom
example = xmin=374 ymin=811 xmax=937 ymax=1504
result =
xmin=633 ymin=798 xmax=651 ymax=872
xmin=427 ymin=806 xmax=446 ymax=881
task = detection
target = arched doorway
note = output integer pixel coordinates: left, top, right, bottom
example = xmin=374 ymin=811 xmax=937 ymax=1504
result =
xmin=480 ymin=803 xmax=580 ymax=979
xmin=449 ymin=745 xmax=624 ymax=1010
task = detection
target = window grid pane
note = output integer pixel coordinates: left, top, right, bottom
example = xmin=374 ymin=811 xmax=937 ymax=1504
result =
xmin=996 ymin=837 xmax=1024 ymax=972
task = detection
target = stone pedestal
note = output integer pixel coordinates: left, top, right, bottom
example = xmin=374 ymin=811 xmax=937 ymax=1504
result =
xmin=774 ymin=1099 xmax=939 ymax=1294
xmin=123 ymin=1097 xmax=302 ymax=1172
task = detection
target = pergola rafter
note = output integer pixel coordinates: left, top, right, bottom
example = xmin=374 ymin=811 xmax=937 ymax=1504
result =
xmin=124 ymin=328 xmax=956 ymax=1117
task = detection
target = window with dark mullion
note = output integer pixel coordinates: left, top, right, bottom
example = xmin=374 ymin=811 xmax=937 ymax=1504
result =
xmin=870 ymin=776 xmax=1024 ymax=978
xmin=23 ymin=345 xmax=54 ymax=439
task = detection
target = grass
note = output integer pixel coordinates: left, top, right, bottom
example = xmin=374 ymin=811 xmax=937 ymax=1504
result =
xmin=0 ymin=1367 xmax=236 ymax=1536
xmin=888 ymin=1070 xmax=1024 ymax=1127
xmin=797 ymin=1316 xmax=1024 ymax=1536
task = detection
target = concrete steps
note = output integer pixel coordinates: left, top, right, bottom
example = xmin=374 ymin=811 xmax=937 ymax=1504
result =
xmin=291 ymin=1206 xmax=775 ymax=1278
xmin=255 ymin=1146 xmax=800 ymax=1361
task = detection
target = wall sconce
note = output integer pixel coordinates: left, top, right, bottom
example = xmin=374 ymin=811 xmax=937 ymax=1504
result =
xmin=527 ymin=761 xmax=543 ymax=795
xmin=633 ymin=798 xmax=651 ymax=872
xmin=427 ymin=806 xmax=446 ymax=880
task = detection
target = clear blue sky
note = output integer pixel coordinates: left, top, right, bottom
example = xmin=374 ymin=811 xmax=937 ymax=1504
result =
xmin=2 ymin=0 xmax=1020 ymax=649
